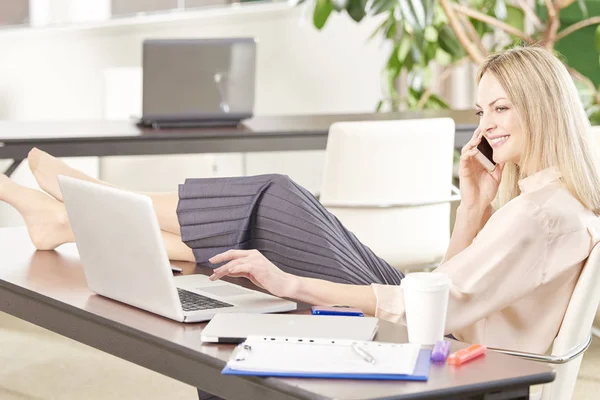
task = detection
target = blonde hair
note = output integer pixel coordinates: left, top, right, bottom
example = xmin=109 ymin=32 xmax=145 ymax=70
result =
xmin=476 ymin=46 xmax=600 ymax=214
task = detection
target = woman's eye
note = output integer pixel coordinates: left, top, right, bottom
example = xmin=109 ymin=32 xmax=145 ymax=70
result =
xmin=475 ymin=110 xmax=483 ymax=117
xmin=496 ymin=106 xmax=508 ymax=112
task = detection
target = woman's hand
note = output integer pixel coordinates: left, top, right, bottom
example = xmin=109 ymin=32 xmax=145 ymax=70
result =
xmin=458 ymin=128 xmax=504 ymax=211
xmin=208 ymin=249 xmax=297 ymax=298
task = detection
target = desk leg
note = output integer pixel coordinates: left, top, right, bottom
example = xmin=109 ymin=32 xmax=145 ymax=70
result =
xmin=481 ymin=386 xmax=529 ymax=399
xmin=4 ymin=159 xmax=23 ymax=177
xmin=197 ymin=389 xmax=223 ymax=400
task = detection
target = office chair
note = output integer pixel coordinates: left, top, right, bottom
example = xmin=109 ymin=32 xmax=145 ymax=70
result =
xmin=489 ymin=243 xmax=600 ymax=400
xmin=319 ymin=118 xmax=460 ymax=272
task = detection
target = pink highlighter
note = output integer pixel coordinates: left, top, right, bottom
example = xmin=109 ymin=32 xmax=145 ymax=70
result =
xmin=447 ymin=344 xmax=487 ymax=365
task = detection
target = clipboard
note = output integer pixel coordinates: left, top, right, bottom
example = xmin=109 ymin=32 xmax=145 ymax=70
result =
xmin=221 ymin=336 xmax=432 ymax=381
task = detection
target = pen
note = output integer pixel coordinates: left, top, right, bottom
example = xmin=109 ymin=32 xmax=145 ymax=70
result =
xmin=447 ymin=344 xmax=486 ymax=365
xmin=351 ymin=342 xmax=376 ymax=364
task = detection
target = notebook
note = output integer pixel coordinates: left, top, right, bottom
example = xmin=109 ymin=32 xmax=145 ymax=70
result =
xmin=222 ymin=336 xmax=431 ymax=381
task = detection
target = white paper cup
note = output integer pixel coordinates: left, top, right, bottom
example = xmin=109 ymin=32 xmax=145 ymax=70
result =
xmin=401 ymin=272 xmax=451 ymax=345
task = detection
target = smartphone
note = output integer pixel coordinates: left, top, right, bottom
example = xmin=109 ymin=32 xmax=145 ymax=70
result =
xmin=476 ymin=136 xmax=497 ymax=172
xmin=311 ymin=305 xmax=364 ymax=317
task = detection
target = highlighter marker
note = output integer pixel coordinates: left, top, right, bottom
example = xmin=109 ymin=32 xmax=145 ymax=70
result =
xmin=430 ymin=340 xmax=451 ymax=363
xmin=447 ymin=344 xmax=486 ymax=365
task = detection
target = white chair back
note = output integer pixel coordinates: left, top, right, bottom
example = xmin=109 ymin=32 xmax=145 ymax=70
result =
xmin=319 ymin=118 xmax=456 ymax=269
xmin=542 ymin=243 xmax=600 ymax=399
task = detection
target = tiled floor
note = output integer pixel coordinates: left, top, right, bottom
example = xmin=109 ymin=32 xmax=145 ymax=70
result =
xmin=0 ymin=312 xmax=196 ymax=399
xmin=0 ymin=312 xmax=599 ymax=399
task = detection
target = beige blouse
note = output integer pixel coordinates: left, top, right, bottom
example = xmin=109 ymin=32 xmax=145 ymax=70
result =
xmin=372 ymin=167 xmax=600 ymax=353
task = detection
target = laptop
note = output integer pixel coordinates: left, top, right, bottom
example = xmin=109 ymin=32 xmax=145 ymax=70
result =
xmin=58 ymin=175 xmax=296 ymax=323
xmin=201 ymin=313 xmax=379 ymax=343
xmin=138 ymin=37 xmax=256 ymax=128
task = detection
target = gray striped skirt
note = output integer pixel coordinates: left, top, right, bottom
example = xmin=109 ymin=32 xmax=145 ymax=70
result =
xmin=176 ymin=174 xmax=403 ymax=285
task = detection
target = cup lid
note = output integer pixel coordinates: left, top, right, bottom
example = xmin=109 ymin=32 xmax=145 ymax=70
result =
xmin=401 ymin=272 xmax=451 ymax=291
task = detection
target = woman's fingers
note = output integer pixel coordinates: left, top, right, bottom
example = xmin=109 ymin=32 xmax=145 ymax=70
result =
xmin=209 ymin=249 xmax=251 ymax=264
xmin=210 ymin=262 xmax=265 ymax=289
xmin=462 ymin=129 xmax=482 ymax=155
xmin=209 ymin=258 xmax=245 ymax=280
xmin=228 ymin=264 xmax=265 ymax=289
xmin=460 ymin=148 xmax=480 ymax=161
xmin=212 ymin=258 xmax=245 ymax=276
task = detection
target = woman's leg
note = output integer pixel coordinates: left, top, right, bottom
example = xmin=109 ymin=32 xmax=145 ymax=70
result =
xmin=28 ymin=147 xmax=182 ymax=236
xmin=0 ymin=173 xmax=195 ymax=261
xmin=177 ymin=174 xmax=404 ymax=285
xmin=26 ymin=148 xmax=403 ymax=285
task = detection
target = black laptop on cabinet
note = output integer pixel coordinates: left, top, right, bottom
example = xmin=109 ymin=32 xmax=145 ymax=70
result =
xmin=138 ymin=37 xmax=257 ymax=128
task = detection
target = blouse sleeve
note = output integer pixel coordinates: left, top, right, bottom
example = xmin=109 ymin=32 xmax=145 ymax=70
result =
xmin=371 ymin=199 xmax=550 ymax=334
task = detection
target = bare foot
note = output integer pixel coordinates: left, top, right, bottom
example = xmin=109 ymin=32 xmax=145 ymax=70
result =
xmin=28 ymin=147 xmax=113 ymax=202
xmin=0 ymin=174 xmax=74 ymax=250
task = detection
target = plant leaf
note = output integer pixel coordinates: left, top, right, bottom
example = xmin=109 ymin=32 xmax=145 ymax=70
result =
xmin=397 ymin=35 xmax=412 ymax=64
xmin=385 ymin=17 xmax=398 ymax=39
xmin=410 ymin=39 xmax=423 ymax=66
xmin=331 ymin=0 xmax=348 ymax=11
xmin=346 ymin=0 xmax=367 ymax=22
xmin=435 ymin=47 xmax=452 ymax=66
xmin=432 ymin=2 xmax=448 ymax=25
xmin=408 ymin=0 xmax=426 ymax=28
xmin=596 ymin=25 xmax=600 ymax=53
xmin=423 ymin=0 xmax=435 ymax=26
xmin=313 ymin=0 xmax=333 ymax=29
xmin=368 ymin=14 xmax=391 ymax=41
xmin=398 ymin=0 xmax=419 ymax=29
xmin=423 ymin=40 xmax=437 ymax=64
xmin=426 ymin=93 xmax=450 ymax=109
xmin=438 ymin=25 xmax=466 ymax=60
xmin=494 ymin=0 xmax=507 ymax=20
xmin=577 ymin=0 xmax=589 ymax=18
xmin=367 ymin=0 xmax=396 ymax=16
xmin=505 ymin=5 xmax=524 ymax=32
xmin=424 ymin=26 xmax=438 ymax=42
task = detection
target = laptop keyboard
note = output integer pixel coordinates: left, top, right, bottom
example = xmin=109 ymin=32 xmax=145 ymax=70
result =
xmin=177 ymin=288 xmax=234 ymax=312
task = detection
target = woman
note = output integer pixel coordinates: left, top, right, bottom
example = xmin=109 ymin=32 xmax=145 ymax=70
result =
xmin=1 ymin=46 xmax=599 ymax=356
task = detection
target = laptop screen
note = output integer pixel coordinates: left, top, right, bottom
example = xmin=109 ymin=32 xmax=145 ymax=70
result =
xmin=142 ymin=38 xmax=256 ymax=120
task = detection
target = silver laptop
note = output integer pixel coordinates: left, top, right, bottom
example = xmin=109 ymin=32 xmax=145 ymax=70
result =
xmin=139 ymin=37 xmax=256 ymax=128
xmin=58 ymin=175 xmax=296 ymax=323
xmin=201 ymin=313 xmax=379 ymax=343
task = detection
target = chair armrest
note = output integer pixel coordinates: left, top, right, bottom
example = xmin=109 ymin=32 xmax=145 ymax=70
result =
xmin=487 ymin=333 xmax=592 ymax=365
xmin=321 ymin=185 xmax=461 ymax=209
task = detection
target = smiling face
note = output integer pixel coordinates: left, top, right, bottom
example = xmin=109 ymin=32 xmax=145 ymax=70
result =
xmin=476 ymin=72 xmax=524 ymax=166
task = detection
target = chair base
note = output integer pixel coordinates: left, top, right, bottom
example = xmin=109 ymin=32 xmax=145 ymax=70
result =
xmin=592 ymin=326 xmax=600 ymax=339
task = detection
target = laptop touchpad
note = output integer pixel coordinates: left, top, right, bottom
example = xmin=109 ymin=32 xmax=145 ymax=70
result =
xmin=198 ymin=286 xmax=250 ymax=297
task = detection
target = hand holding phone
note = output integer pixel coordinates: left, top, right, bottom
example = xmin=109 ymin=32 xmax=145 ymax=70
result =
xmin=458 ymin=129 xmax=504 ymax=210
xmin=475 ymin=136 xmax=496 ymax=172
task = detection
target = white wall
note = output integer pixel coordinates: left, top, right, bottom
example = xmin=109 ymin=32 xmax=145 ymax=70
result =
xmin=0 ymin=3 xmax=388 ymax=226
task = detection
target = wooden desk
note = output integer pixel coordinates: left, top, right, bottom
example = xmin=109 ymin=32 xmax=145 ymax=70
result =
xmin=0 ymin=110 xmax=478 ymax=177
xmin=0 ymin=227 xmax=553 ymax=399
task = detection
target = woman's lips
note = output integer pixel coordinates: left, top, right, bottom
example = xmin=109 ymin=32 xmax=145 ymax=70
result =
xmin=489 ymin=135 xmax=510 ymax=148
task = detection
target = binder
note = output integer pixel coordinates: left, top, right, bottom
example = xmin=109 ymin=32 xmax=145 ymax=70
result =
xmin=222 ymin=336 xmax=432 ymax=381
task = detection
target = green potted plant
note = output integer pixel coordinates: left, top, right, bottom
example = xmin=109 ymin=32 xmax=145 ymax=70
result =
xmin=300 ymin=0 xmax=600 ymax=123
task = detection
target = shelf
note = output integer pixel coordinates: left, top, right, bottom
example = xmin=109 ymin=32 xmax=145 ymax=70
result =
xmin=0 ymin=0 xmax=293 ymax=38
